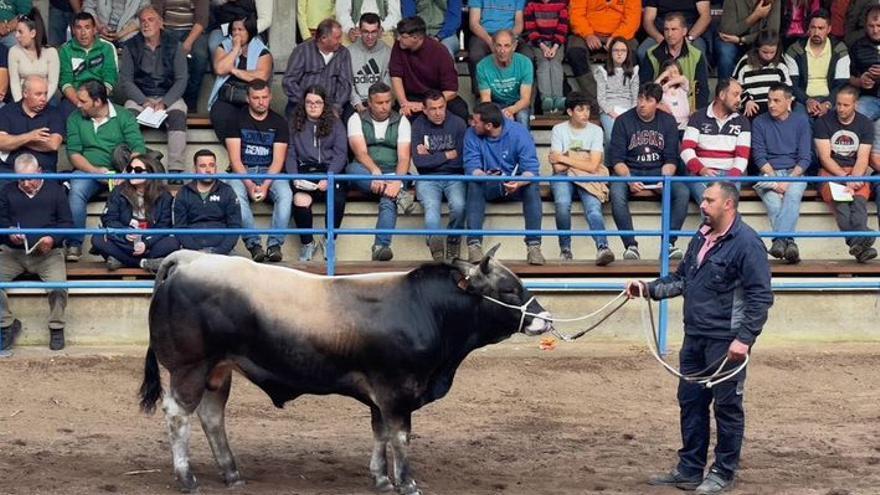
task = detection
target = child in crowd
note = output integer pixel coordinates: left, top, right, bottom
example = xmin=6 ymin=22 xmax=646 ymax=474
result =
xmin=595 ymin=37 xmax=639 ymax=145
xmin=523 ymin=0 xmax=569 ymax=113
xmin=656 ymin=59 xmax=690 ymax=132
xmin=733 ymin=29 xmax=793 ymax=118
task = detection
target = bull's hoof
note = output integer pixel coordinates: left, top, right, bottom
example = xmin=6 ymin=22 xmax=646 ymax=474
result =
xmin=224 ymin=471 xmax=245 ymax=489
xmin=374 ymin=475 xmax=394 ymax=492
xmin=176 ymin=472 xmax=199 ymax=493
xmin=397 ymin=480 xmax=421 ymax=495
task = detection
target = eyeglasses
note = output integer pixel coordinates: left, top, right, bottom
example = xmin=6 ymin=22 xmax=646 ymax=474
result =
xmin=125 ymin=166 xmax=148 ymax=174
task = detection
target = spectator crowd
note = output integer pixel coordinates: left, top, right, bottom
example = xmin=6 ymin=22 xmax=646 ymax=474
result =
xmin=3 ymin=0 xmax=880 ymax=351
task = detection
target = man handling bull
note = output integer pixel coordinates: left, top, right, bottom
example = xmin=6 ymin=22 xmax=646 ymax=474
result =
xmin=625 ymin=181 xmax=773 ymax=495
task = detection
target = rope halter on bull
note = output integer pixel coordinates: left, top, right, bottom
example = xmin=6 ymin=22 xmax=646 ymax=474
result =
xmin=480 ymin=285 xmax=748 ymax=389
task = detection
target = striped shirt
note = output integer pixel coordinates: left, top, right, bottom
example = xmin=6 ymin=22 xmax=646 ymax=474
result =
xmin=523 ymin=0 xmax=568 ymax=47
xmin=732 ymin=56 xmax=794 ymax=114
xmin=681 ymin=104 xmax=751 ymax=176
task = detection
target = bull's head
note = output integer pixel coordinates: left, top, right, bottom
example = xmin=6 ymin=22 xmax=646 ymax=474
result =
xmin=452 ymin=244 xmax=554 ymax=336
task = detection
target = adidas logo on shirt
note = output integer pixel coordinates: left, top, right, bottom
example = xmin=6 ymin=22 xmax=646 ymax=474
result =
xmin=354 ymin=59 xmax=383 ymax=85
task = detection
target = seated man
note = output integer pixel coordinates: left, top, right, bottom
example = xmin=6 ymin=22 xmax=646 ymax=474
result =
xmin=348 ymin=13 xmax=392 ymax=116
xmin=172 ymin=149 xmax=242 ymax=255
xmin=467 ymin=0 xmax=524 ymax=96
xmin=464 ymin=102 xmax=545 ymax=265
xmin=550 ymin=91 xmax=614 ymax=265
xmin=751 ymin=84 xmax=812 ymax=264
xmin=638 ymin=0 xmax=710 ymax=63
xmin=389 ymin=16 xmax=469 ymax=122
xmin=65 ymin=80 xmax=146 ymax=262
xmin=476 ymin=29 xmax=534 ymax=128
xmin=346 ymin=82 xmax=412 ymax=261
xmin=119 ymin=6 xmax=189 ymax=175
xmin=0 ymin=76 xmax=65 ymax=190
xmin=225 ymin=79 xmax=291 ymax=263
xmin=58 ymin=12 xmax=118 ymax=119
xmin=815 ymin=85 xmax=877 ymax=263
xmin=410 ymin=90 xmax=467 ymax=261
xmin=0 ymin=154 xmax=73 ymax=351
xmin=337 ymin=0 xmax=400 ymax=47
xmin=608 ymin=82 xmax=689 ymax=260
xmin=641 ymin=12 xmax=710 ymax=111
xmin=848 ymin=6 xmax=880 ymax=121
xmin=83 ymin=0 xmax=144 ymax=44
xmin=567 ymin=0 xmax=640 ymax=104
xmin=401 ymin=0 xmax=461 ymax=56
xmin=680 ymin=78 xmax=751 ymax=203
xmin=786 ymin=10 xmax=850 ymax=120
xmin=152 ymin=0 xmax=210 ymax=112
xmin=716 ymin=0 xmax=781 ymax=80
xmin=282 ymin=18 xmax=352 ymax=118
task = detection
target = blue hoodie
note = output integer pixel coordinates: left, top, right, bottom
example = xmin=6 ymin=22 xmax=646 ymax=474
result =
xmin=463 ymin=119 xmax=540 ymax=176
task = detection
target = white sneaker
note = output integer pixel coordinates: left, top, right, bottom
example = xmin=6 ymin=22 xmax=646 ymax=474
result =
xmin=623 ymin=245 xmax=640 ymax=260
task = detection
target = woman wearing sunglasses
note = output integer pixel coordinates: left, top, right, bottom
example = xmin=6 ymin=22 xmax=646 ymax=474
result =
xmin=90 ymin=155 xmax=180 ymax=271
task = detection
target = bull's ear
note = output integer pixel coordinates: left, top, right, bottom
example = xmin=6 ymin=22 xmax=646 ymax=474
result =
xmin=450 ymin=260 xmax=475 ymax=291
xmin=479 ymin=244 xmax=501 ymax=274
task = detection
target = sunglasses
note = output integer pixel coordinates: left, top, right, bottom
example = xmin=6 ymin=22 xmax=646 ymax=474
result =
xmin=125 ymin=166 xmax=148 ymax=174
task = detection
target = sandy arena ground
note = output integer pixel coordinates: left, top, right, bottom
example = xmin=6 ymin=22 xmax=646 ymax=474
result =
xmin=0 ymin=341 xmax=878 ymax=495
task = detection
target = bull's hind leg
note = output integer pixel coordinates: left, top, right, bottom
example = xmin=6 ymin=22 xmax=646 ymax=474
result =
xmin=197 ymin=374 xmax=244 ymax=487
xmin=370 ymin=406 xmax=393 ymax=492
xmin=163 ymin=394 xmax=199 ymax=493
xmin=388 ymin=412 xmax=421 ymax=495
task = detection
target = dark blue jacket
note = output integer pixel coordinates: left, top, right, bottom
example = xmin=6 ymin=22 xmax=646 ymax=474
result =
xmin=101 ymin=187 xmax=174 ymax=248
xmin=647 ymin=215 xmax=773 ymax=345
xmin=171 ymin=180 xmax=241 ymax=254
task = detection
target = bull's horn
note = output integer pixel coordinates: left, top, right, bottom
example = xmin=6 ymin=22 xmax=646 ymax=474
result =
xmin=479 ymin=244 xmax=501 ymax=274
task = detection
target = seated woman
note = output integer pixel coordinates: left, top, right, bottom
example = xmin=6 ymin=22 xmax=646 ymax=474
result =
xmin=90 ymin=155 xmax=179 ymax=271
xmin=287 ymin=85 xmax=348 ymax=262
xmin=7 ymin=9 xmax=59 ymax=102
xmin=733 ymin=30 xmax=793 ymax=118
xmin=207 ymin=16 xmax=273 ymax=142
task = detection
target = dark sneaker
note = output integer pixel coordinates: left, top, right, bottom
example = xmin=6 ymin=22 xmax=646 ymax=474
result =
xmin=1 ymin=319 xmax=22 ymax=351
xmin=140 ymin=258 xmax=164 ymax=273
xmin=526 ymin=245 xmax=546 ymax=265
xmin=560 ymin=248 xmax=574 ymax=261
xmin=768 ymin=239 xmax=786 ymax=259
xmin=248 ymin=244 xmax=266 ymax=263
xmin=371 ymin=245 xmax=393 ymax=262
xmin=695 ymin=471 xmax=734 ymax=494
xmin=857 ymin=246 xmax=878 ymax=263
xmin=446 ymin=239 xmax=461 ymax=260
xmin=783 ymin=241 xmax=800 ymax=264
xmin=65 ymin=244 xmax=82 ymax=262
xmin=647 ymin=469 xmax=702 ymax=490
xmin=106 ymin=256 xmax=124 ymax=271
xmin=467 ymin=243 xmax=484 ymax=263
xmin=299 ymin=241 xmax=318 ymax=262
xmin=623 ymin=245 xmax=640 ymax=260
xmin=596 ymin=247 xmax=615 ymax=266
xmin=49 ymin=328 xmax=65 ymax=351
xmin=668 ymin=245 xmax=684 ymax=260
xmin=266 ymin=245 xmax=283 ymax=262
xmin=428 ymin=237 xmax=445 ymax=262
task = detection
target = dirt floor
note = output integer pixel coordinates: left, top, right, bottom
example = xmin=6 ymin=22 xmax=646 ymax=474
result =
xmin=0 ymin=341 xmax=878 ymax=495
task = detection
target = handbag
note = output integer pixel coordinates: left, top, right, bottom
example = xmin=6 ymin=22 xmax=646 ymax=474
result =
xmin=218 ymin=79 xmax=249 ymax=105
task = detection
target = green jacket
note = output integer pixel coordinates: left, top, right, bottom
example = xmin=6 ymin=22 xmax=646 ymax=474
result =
xmin=66 ymin=104 xmax=146 ymax=170
xmin=58 ymin=38 xmax=119 ymax=94
xmin=0 ymin=0 xmax=31 ymax=22
xmin=361 ymin=110 xmax=401 ymax=173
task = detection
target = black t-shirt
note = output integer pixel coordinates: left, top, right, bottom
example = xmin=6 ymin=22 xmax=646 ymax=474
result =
xmin=0 ymin=102 xmax=66 ymax=173
xmin=814 ymin=111 xmax=874 ymax=168
xmin=645 ymin=0 xmax=708 ymax=31
xmin=849 ymin=37 xmax=880 ymax=98
xmin=223 ymin=47 xmax=270 ymax=87
xmin=232 ymin=108 xmax=289 ymax=169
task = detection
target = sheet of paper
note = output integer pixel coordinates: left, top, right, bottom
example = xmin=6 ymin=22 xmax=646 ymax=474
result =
xmin=136 ymin=107 xmax=168 ymax=128
xmin=829 ymin=182 xmax=854 ymax=202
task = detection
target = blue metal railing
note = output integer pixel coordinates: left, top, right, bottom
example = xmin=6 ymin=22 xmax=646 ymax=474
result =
xmin=2 ymin=172 xmax=879 ymax=353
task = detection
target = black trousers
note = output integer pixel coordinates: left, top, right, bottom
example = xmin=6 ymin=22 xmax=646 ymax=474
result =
xmin=677 ymin=334 xmax=747 ymax=480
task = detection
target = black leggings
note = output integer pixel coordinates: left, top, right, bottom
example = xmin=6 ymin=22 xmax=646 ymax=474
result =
xmin=292 ymin=183 xmax=348 ymax=244
xmin=90 ymin=236 xmax=180 ymax=267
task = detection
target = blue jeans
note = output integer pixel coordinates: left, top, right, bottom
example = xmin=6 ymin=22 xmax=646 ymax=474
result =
xmin=857 ymin=96 xmax=880 ymax=120
xmin=685 ymin=170 xmax=743 ymax=205
xmin=754 ymin=168 xmax=807 ymax=243
xmin=600 ymin=113 xmax=616 ymax=149
xmin=67 ymin=172 xmax=109 ymax=247
xmin=609 ymin=168 xmax=690 ymax=247
xmin=551 ymin=177 xmax=608 ymax=249
xmin=165 ymin=28 xmax=210 ymax=110
xmin=466 ymin=180 xmax=543 ymax=246
xmin=415 ymin=179 xmax=466 ymax=245
xmin=48 ymin=5 xmax=75 ymax=46
xmin=226 ymin=168 xmax=293 ymax=248
xmin=440 ymin=34 xmax=459 ymax=57
xmin=714 ymin=36 xmax=743 ymax=81
xmin=346 ymin=162 xmax=399 ymax=247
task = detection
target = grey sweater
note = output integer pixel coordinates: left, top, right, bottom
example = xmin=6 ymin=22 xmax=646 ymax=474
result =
xmin=594 ymin=66 xmax=640 ymax=116
xmin=348 ymin=39 xmax=391 ymax=108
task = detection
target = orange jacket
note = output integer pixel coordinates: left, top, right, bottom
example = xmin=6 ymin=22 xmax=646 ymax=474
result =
xmin=569 ymin=0 xmax=641 ymax=40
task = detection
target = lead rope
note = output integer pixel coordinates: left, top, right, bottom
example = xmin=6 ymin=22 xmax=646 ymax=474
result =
xmin=482 ymin=288 xmax=748 ymax=389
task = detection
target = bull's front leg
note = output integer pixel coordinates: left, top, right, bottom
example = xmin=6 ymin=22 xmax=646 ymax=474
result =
xmin=370 ymin=406 xmax=394 ymax=492
xmin=388 ymin=412 xmax=421 ymax=495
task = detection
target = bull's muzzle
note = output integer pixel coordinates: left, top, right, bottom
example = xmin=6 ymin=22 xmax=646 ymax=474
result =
xmin=523 ymin=311 xmax=553 ymax=336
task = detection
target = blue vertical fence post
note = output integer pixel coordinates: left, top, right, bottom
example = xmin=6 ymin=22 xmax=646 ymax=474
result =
xmin=658 ymin=175 xmax=673 ymax=356
xmin=326 ymin=173 xmax=337 ymax=276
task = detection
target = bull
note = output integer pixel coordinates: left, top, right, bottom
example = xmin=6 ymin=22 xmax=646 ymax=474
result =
xmin=138 ymin=246 xmax=553 ymax=494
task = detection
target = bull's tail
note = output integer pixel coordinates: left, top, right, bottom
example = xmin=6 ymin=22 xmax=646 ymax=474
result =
xmin=139 ymin=347 xmax=163 ymax=415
